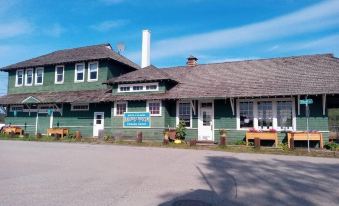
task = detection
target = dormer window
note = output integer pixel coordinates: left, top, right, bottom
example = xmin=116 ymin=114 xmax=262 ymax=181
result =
xmin=118 ymin=83 xmax=159 ymax=93
xmin=15 ymin=69 xmax=24 ymax=87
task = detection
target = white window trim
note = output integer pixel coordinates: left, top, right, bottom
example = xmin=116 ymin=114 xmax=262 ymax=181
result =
xmin=71 ymin=103 xmax=89 ymax=111
xmin=88 ymin=61 xmax=98 ymax=82
xmin=74 ymin=63 xmax=85 ymax=83
xmin=236 ymin=97 xmax=296 ymax=131
xmin=10 ymin=105 xmax=24 ymax=112
xmin=176 ymin=100 xmax=193 ymax=129
xmin=146 ymin=100 xmax=162 ymax=116
xmin=38 ymin=104 xmax=56 ymax=113
xmin=25 ymin=68 xmax=34 ymax=86
xmin=35 ymin=67 xmax=44 ymax=85
xmin=55 ymin=65 xmax=65 ymax=84
xmin=114 ymin=101 xmax=128 ymax=116
xmin=15 ymin=69 xmax=24 ymax=87
xmin=118 ymin=82 xmax=159 ymax=93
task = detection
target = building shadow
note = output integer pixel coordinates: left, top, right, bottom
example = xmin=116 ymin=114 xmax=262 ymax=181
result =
xmin=158 ymin=155 xmax=339 ymax=206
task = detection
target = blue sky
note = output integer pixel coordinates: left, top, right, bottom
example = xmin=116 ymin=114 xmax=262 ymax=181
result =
xmin=0 ymin=0 xmax=339 ymax=95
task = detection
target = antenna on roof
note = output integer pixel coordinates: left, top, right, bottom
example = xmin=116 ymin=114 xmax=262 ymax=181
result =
xmin=116 ymin=42 xmax=125 ymax=54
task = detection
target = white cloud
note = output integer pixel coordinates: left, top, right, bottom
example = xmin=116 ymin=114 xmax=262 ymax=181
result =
xmin=44 ymin=23 xmax=66 ymax=38
xmin=277 ymin=34 xmax=339 ymax=54
xmin=128 ymin=1 xmax=339 ymax=60
xmin=0 ymin=20 xmax=33 ymax=39
xmin=90 ymin=20 xmax=128 ymax=32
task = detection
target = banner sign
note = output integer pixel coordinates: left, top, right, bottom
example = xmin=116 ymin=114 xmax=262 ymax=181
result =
xmin=123 ymin=112 xmax=151 ymax=128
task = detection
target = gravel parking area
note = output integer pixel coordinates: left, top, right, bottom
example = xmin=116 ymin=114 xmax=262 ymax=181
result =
xmin=0 ymin=140 xmax=338 ymax=206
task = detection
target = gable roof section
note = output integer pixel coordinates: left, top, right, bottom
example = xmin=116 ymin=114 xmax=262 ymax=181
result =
xmin=0 ymin=43 xmax=140 ymax=71
xmin=106 ymin=65 xmax=175 ymax=84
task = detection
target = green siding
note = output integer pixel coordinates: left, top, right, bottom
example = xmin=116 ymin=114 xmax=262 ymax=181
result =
xmin=7 ymin=60 xmax=135 ymax=94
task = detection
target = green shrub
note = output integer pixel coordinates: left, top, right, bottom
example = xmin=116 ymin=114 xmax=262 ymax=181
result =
xmin=279 ymin=143 xmax=289 ymax=151
xmin=234 ymin=140 xmax=246 ymax=145
xmin=325 ymin=142 xmax=338 ymax=151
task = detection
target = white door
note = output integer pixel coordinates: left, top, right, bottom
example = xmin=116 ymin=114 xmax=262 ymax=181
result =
xmin=198 ymin=101 xmax=214 ymax=141
xmin=93 ymin=112 xmax=104 ymax=137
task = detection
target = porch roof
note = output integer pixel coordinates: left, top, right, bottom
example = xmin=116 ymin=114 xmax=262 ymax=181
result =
xmin=0 ymin=89 xmax=112 ymax=105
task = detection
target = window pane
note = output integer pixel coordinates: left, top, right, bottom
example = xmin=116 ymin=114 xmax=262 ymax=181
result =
xmin=76 ymin=64 xmax=84 ymax=81
xmin=258 ymin=101 xmax=273 ymax=129
xmin=77 ymin=73 xmax=84 ymax=81
xmin=239 ymin=102 xmax=253 ymax=128
xmin=179 ymin=103 xmax=191 ymax=127
xmin=90 ymin=71 xmax=97 ymax=80
xmin=56 ymin=67 xmax=63 ymax=82
xmin=56 ymin=67 xmax=63 ymax=74
xmin=36 ymin=69 xmax=43 ymax=84
xmin=277 ymin=101 xmax=293 ymax=129
xmin=120 ymin=86 xmax=130 ymax=92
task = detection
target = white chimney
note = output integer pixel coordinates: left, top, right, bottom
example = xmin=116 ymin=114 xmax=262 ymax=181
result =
xmin=141 ymin=29 xmax=151 ymax=68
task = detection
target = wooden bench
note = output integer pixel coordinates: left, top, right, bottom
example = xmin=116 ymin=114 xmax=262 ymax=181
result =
xmin=287 ymin=132 xmax=323 ymax=149
xmin=246 ymin=131 xmax=278 ymax=147
xmin=2 ymin=126 xmax=23 ymax=135
xmin=47 ymin=128 xmax=69 ymax=138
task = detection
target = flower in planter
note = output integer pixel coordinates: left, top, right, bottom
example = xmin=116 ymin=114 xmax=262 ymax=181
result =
xmin=268 ymin=128 xmax=277 ymax=133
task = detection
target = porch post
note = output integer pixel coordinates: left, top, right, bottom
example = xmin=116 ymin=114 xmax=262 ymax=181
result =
xmin=35 ymin=112 xmax=39 ymax=135
xmin=322 ymin=94 xmax=326 ymax=116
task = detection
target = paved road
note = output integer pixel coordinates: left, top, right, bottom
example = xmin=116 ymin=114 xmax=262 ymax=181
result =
xmin=0 ymin=141 xmax=338 ymax=206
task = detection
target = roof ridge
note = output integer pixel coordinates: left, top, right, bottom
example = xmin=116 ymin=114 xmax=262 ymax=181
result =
xmin=160 ymin=53 xmax=334 ymax=70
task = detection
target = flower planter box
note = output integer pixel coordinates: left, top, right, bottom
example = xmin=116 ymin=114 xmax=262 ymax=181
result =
xmin=287 ymin=132 xmax=323 ymax=149
xmin=245 ymin=131 xmax=278 ymax=147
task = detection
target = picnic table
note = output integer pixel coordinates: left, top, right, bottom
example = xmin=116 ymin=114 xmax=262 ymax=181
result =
xmin=47 ymin=128 xmax=69 ymax=138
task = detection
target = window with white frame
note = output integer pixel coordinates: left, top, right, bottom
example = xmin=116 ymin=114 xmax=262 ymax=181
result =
xmin=10 ymin=105 xmax=23 ymax=112
xmin=35 ymin=67 xmax=44 ymax=85
xmin=133 ymin=85 xmax=143 ymax=91
xmin=71 ymin=103 xmax=89 ymax=111
xmin=55 ymin=65 xmax=64 ymax=84
xmin=147 ymin=101 xmax=161 ymax=116
xmin=277 ymin=101 xmax=293 ymax=130
xmin=178 ymin=102 xmax=191 ymax=127
xmin=25 ymin=69 xmax=33 ymax=86
xmin=237 ymin=98 xmax=296 ymax=131
xmin=75 ymin=63 xmax=85 ymax=82
xmin=88 ymin=62 xmax=98 ymax=81
xmin=118 ymin=83 xmax=159 ymax=93
xmin=119 ymin=86 xmax=130 ymax=92
xmin=239 ymin=101 xmax=254 ymax=128
xmin=257 ymin=101 xmax=273 ymax=129
xmin=146 ymin=84 xmax=157 ymax=90
xmin=15 ymin=70 xmax=24 ymax=86
xmin=115 ymin=102 xmax=127 ymax=116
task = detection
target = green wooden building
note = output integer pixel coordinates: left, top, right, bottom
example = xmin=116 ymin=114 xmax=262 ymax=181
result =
xmin=0 ymin=42 xmax=339 ymax=144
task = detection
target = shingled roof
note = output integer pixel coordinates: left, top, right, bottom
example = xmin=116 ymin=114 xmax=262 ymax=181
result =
xmin=0 ymin=43 xmax=140 ymax=71
xmin=106 ymin=65 xmax=175 ymax=84
xmin=105 ymin=53 xmax=339 ymax=101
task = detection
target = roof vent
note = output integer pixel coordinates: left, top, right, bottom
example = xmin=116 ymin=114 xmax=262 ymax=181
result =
xmin=186 ymin=55 xmax=198 ymax=67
